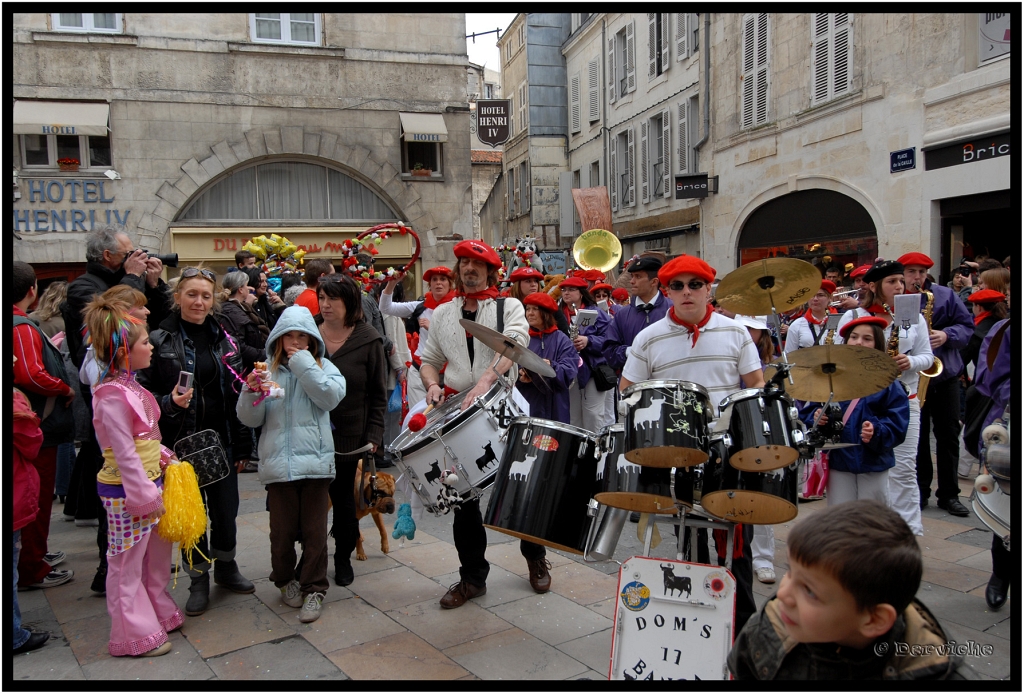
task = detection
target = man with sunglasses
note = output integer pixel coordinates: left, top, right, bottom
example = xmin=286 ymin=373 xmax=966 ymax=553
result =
xmin=619 ymin=253 xmax=765 ymax=633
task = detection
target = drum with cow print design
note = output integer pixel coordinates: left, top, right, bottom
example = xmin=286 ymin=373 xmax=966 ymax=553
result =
xmin=622 ymin=380 xmax=712 ymax=468
xmin=484 ymin=416 xmax=600 ymax=554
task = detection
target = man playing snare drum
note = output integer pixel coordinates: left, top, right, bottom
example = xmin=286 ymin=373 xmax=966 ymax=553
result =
xmin=418 ymin=239 xmax=552 ymax=608
xmin=619 ymin=254 xmax=765 ymax=632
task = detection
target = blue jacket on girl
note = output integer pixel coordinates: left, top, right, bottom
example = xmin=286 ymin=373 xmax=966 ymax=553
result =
xmin=799 ymin=381 xmax=909 ymax=474
xmin=517 ymin=328 xmax=578 ymax=423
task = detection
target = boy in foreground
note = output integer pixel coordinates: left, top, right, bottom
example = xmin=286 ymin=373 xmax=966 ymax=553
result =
xmin=728 ymin=500 xmax=976 ymax=680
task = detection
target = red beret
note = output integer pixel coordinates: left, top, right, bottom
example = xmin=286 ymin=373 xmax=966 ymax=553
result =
xmin=583 ymin=269 xmax=606 ymax=281
xmin=453 ymin=239 xmax=501 ymax=268
xmin=897 ymin=252 xmax=934 ymax=269
xmin=559 ymin=276 xmax=589 ymax=289
xmin=658 ymin=254 xmax=716 ymax=286
xmin=522 ymin=291 xmax=559 ymax=313
xmin=422 ymin=266 xmax=453 ymax=282
xmin=508 ymin=266 xmax=545 ymax=282
xmin=591 ymin=283 xmax=615 ymax=293
xmin=850 ymin=264 xmax=871 ymax=279
xmin=839 ymin=316 xmax=888 ymax=340
xmin=820 ymin=280 xmax=837 ymax=294
xmin=966 ymin=289 xmax=1006 ymax=304
xmin=611 ymin=288 xmax=630 ymax=301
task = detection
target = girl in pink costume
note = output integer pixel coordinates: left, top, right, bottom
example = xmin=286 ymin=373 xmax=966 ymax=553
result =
xmin=84 ymin=297 xmax=185 ymax=657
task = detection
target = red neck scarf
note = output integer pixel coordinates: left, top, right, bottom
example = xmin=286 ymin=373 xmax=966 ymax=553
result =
xmin=668 ymin=304 xmax=714 ymax=347
xmin=529 ymin=325 xmax=559 ymax=338
xmin=865 ymin=304 xmax=889 ymax=317
xmin=974 ymin=310 xmax=992 ymax=326
xmin=423 ymin=290 xmax=456 ymax=310
xmin=456 ymin=286 xmax=500 ymax=302
xmin=803 ymin=309 xmax=827 ymax=325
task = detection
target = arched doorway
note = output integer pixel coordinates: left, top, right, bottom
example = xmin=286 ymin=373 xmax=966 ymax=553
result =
xmin=737 ymin=189 xmax=878 ymax=276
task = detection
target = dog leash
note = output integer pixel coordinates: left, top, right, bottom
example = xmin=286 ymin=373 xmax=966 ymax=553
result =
xmin=338 ymin=443 xmax=385 ymax=505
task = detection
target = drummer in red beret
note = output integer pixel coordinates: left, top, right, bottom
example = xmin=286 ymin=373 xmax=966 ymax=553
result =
xmin=896 ymin=251 xmax=974 ymax=517
xmin=518 ymin=292 xmax=578 ymax=423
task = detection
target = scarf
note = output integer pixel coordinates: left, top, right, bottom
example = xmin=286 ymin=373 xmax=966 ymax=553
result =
xmin=529 ymin=325 xmax=559 ymax=338
xmin=423 ymin=290 xmax=456 ymax=310
xmin=803 ymin=309 xmax=827 ymax=325
xmin=864 ymin=304 xmax=889 ymax=316
xmin=974 ymin=310 xmax=992 ymax=326
xmin=456 ymin=286 xmax=499 ymax=301
xmin=668 ymin=304 xmax=714 ymax=347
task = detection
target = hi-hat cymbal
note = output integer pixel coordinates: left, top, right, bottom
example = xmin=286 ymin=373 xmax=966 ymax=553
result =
xmin=818 ymin=442 xmax=859 ymax=450
xmin=766 ymin=344 xmax=899 ymax=402
xmin=459 ymin=319 xmax=557 ymax=378
xmin=715 ymin=258 xmax=822 ymax=315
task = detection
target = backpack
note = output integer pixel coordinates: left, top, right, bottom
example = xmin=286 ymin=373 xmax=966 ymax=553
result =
xmin=13 ymin=315 xmax=75 ymax=446
xmin=405 ymin=301 xmax=427 ymax=335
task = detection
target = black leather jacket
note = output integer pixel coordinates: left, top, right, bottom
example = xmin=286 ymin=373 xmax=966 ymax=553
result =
xmin=138 ymin=312 xmax=251 ymax=461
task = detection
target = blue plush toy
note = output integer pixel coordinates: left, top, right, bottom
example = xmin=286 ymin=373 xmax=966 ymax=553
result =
xmin=391 ymin=503 xmax=416 ymax=542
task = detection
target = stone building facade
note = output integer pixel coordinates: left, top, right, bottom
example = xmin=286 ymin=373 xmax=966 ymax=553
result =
xmin=13 ymin=12 xmax=473 ymax=286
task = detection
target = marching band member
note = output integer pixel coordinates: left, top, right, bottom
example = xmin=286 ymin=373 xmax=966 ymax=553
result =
xmin=507 ymin=266 xmax=570 ymax=335
xmin=782 ymin=280 xmax=836 ymax=353
xmin=611 ymin=287 xmax=631 ymax=307
xmin=899 ymin=253 xmax=975 ymax=517
xmin=835 ymin=259 xmax=933 ymax=535
xmin=601 ymin=257 xmax=670 ymax=372
xmin=558 ymin=277 xmax=615 ymax=433
xmin=516 ymin=292 xmax=578 ymax=422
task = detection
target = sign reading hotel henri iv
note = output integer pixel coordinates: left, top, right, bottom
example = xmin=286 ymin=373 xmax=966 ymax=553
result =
xmin=475 ymin=99 xmax=511 ymax=147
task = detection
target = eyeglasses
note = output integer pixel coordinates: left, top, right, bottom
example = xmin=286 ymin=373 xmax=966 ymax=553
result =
xmin=667 ymin=280 xmax=707 ymax=292
xmin=180 ymin=267 xmax=217 ymax=282
xmin=317 ymin=274 xmax=347 ymax=284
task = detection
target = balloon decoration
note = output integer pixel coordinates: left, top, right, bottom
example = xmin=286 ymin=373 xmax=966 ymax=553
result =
xmin=241 ymin=233 xmax=306 ymax=294
xmin=339 ymin=222 xmax=422 ymax=293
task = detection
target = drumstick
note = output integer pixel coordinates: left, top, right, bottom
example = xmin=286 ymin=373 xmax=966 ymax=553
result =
xmin=409 ymin=403 xmax=435 ymax=432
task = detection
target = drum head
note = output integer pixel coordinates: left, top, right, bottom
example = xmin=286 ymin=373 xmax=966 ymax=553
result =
xmin=729 ymin=445 xmax=799 ymax=472
xmin=701 ymin=490 xmax=797 ymax=525
xmin=594 ymin=491 xmax=686 ymax=514
xmin=625 ymin=446 xmax=708 ymax=468
xmin=390 ymin=383 xmax=504 ymax=454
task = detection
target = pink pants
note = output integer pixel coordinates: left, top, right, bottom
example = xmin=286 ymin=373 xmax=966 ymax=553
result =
xmin=106 ymin=523 xmax=183 ymax=656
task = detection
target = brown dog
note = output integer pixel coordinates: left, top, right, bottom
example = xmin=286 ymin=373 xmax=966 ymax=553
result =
xmin=353 ymin=460 xmax=397 ymax=561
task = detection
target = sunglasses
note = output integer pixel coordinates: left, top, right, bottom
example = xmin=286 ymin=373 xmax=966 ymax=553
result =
xmin=667 ymin=280 xmax=707 ymax=292
xmin=180 ymin=267 xmax=217 ymax=282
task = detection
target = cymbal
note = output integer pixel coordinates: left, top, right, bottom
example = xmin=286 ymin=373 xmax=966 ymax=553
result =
xmin=818 ymin=442 xmax=859 ymax=450
xmin=766 ymin=344 xmax=900 ymax=402
xmin=715 ymin=258 xmax=822 ymax=315
xmin=459 ymin=319 xmax=557 ymax=378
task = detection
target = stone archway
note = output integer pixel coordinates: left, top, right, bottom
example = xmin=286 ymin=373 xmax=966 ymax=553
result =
xmin=136 ymin=125 xmax=437 ymax=253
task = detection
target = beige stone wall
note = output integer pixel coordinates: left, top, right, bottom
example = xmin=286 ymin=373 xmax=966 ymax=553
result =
xmin=471 ymin=162 xmax=501 ymax=240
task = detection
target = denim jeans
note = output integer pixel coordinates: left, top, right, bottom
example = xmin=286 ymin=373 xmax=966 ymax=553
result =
xmin=55 ymin=442 xmax=76 ymax=497
xmin=13 ymin=531 xmax=30 ymax=650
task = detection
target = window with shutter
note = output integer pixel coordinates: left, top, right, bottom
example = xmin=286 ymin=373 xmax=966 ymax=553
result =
xmin=521 ymin=161 xmax=530 ymax=213
xmin=608 ymin=35 xmax=617 ymax=104
xmin=640 ymin=119 xmax=650 ymax=203
xmin=741 ymin=13 xmax=770 ymax=128
xmin=834 ymin=14 xmax=852 ymax=97
xmin=509 ymin=92 xmax=515 ymax=134
xmin=507 ymin=167 xmax=515 ymax=219
xmin=626 ymin=20 xmax=637 ymax=93
xmin=626 ymin=126 xmax=636 ymax=207
xmin=661 ymin=14 xmax=671 ymax=72
xmin=519 ymin=84 xmax=528 ymax=133
xmin=570 ymin=74 xmax=581 ymax=134
xmin=609 ymin=135 xmax=618 ymax=211
xmin=588 ymin=59 xmax=600 ymax=122
xmin=648 ymin=14 xmax=658 ymax=79
xmin=677 ymin=100 xmax=688 ymax=174
xmin=661 ymin=107 xmax=671 ymax=198
xmin=513 ymin=165 xmax=520 ymax=216
xmin=811 ymin=13 xmax=853 ymax=105
xmin=590 ymin=160 xmax=601 ymax=187
xmin=675 ymin=13 xmax=687 ymax=60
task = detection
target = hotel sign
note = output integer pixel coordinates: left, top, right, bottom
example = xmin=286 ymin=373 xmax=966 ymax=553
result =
xmin=476 ymin=99 xmax=511 ymax=147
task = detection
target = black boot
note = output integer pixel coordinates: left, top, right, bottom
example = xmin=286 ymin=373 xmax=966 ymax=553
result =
xmin=185 ymin=572 xmax=210 ymax=616
xmin=213 ymin=559 xmax=255 ymax=594
xmin=90 ymin=564 xmax=107 ymax=594
xmin=335 ymin=555 xmax=354 ymax=587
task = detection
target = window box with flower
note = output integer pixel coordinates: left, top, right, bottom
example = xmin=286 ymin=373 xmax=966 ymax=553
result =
xmin=57 ymin=157 xmax=80 ymax=172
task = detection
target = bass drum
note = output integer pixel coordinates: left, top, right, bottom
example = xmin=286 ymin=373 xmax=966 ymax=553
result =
xmin=484 ymin=417 xmax=600 ymax=555
xmin=388 ymin=382 xmax=520 ymax=513
xmin=594 ymin=424 xmax=693 ymax=514
xmin=718 ymin=389 xmax=800 ymax=472
xmin=699 ymin=434 xmax=798 ymax=525
xmin=621 ymin=380 xmax=711 ymax=467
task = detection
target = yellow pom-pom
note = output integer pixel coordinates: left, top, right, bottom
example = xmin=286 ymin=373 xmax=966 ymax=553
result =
xmin=158 ymin=461 xmax=210 ymax=572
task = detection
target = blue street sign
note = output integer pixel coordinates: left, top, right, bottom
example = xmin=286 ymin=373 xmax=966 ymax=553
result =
xmin=890 ymin=147 xmax=916 ymax=173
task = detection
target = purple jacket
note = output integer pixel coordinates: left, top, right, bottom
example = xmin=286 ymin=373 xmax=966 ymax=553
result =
xmin=517 ymin=328 xmax=578 ymax=423
xmin=974 ymin=319 xmax=1011 ymax=443
xmin=602 ymin=292 xmax=670 ymax=370
xmin=918 ymin=281 xmax=973 ymax=382
xmin=560 ymin=303 xmax=612 ymax=389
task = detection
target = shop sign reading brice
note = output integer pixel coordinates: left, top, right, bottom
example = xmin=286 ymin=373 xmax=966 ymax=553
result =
xmin=13 ymin=179 xmax=131 ymax=233
xmin=475 ymin=99 xmax=511 ymax=147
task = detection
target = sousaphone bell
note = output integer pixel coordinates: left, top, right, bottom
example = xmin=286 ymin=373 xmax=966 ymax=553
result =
xmin=573 ymin=229 xmax=622 ymax=272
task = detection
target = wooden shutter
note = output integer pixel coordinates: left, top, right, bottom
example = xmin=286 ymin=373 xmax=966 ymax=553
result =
xmin=741 ymin=14 xmax=755 ymax=128
xmin=833 ymin=14 xmax=852 ymax=97
xmin=626 ymin=125 xmax=635 ymax=206
xmin=648 ymin=14 xmax=658 ymax=79
xmin=507 ymin=168 xmax=514 ymax=219
xmin=661 ymin=14 xmax=671 ymax=70
xmin=519 ymin=84 xmax=527 ymax=133
xmin=675 ymin=13 xmax=687 ymax=59
xmin=588 ymin=58 xmax=600 ymax=121
xmin=513 ymin=165 xmax=520 ymax=215
xmin=742 ymin=13 xmax=769 ymax=127
xmin=811 ymin=13 xmax=830 ymax=104
xmin=755 ymin=14 xmax=769 ymax=126
xmin=640 ymin=119 xmax=649 ymax=203
xmin=626 ymin=20 xmax=636 ymax=93
xmin=608 ymin=34 xmax=617 ymax=104
xmin=609 ymin=135 xmax=618 ymax=211
xmin=661 ymin=107 xmax=671 ymax=198
xmin=677 ymin=100 xmax=688 ymax=174
xmin=570 ymin=73 xmax=581 ymax=133
xmin=509 ymin=92 xmax=515 ymax=134
xmin=522 ymin=161 xmax=530 ymax=212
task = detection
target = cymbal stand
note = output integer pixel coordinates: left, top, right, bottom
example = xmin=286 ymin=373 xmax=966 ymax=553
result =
xmin=639 ymin=509 xmax=735 ymax=572
xmin=756 ymin=269 xmax=794 ymax=388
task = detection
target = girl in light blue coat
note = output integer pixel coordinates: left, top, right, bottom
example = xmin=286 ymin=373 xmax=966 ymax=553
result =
xmin=237 ymin=306 xmax=345 ymax=624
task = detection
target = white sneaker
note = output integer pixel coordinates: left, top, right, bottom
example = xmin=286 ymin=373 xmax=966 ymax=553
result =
xmin=298 ymin=592 xmax=324 ymax=623
xmin=280 ymin=580 xmax=303 ymax=608
xmin=26 ymin=569 xmax=74 ymax=589
xmin=44 ymin=551 xmax=66 ymax=567
xmin=755 ymin=567 xmax=776 ymax=584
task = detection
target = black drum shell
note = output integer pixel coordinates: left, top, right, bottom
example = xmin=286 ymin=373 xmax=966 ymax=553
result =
xmin=722 ymin=389 xmax=799 ymax=472
xmin=595 ymin=425 xmax=692 ymax=513
xmin=484 ymin=417 xmax=599 ymax=555
xmin=623 ymin=380 xmax=711 ymax=468
xmin=699 ymin=436 xmax=798 ymax=525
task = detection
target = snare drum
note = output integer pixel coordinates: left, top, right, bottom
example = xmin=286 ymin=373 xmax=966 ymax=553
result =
xmin=594 ymin=424 xmax=693 ymax=514
xmin=388 ymin=382 xmax=521 ymax=513
xmin=971 ymin=486 xmax=1010 ymax=540
xmin=622 ymin=380 xmax=711 ymax=467
xmin=718 ymin=389 xmax=800 ymax=472
xmin=699 ymin=434 xmax=799 ymax=525
xmin=484 ymin=417 xmax=600 ymax=554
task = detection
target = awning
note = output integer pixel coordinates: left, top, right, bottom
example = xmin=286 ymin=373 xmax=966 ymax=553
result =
xmin=399 ymin=112 xmax=448 ymax=143
xmin=13 ymin=101 xmax=110 ymax=137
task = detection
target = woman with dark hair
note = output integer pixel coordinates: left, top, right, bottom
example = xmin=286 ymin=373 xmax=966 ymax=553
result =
xmin=516 ymin=292 xmax=578 ymax=421
xmin=138 ymin=267 xmax=254 ymax=616
xmin=218 ymin=270 xmax=269 ymax=370
xmin=507 ymin=266 xmax=570 ymax=335
xmin=557 ymin=277 xmax=614 ymax=432
xmin=316 ymin=274 xmax=387 ymax=587
xmin=249 ymin=268 xmax=283 ymax=330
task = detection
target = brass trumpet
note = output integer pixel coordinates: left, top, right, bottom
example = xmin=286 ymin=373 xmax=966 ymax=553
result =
xmin=828 ymin=288 xmax=861 ymax=307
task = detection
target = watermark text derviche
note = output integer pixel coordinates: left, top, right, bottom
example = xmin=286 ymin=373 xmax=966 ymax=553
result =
xmin=873 ymin=640 xmax=993 ymax=657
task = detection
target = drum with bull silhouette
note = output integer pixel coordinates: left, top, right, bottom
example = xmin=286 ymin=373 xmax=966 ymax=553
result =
xmin=622 ymin=380 xmax=712 ymax=468
xmin=484 ymin=416 xmax=600 ymax=554
xmin=610 ymin=556 xmax=736 ymax=680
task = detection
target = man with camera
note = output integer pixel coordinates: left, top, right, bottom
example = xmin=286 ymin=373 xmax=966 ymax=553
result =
xmin=948 ymin=261 xmax=974 ymax=305
xmin=61 ymin=225 xmax=172 ymax=592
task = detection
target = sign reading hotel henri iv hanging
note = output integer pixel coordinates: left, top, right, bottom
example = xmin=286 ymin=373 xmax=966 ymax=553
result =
xmin=475 ymin=99 xmax=511 ymax=147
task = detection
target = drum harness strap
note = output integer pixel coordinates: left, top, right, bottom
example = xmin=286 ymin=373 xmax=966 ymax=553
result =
xmin=339 ymin=444 xmax=385 ymax=512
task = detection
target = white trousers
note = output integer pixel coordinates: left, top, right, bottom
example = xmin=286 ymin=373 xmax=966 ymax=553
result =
xmin=750 ymin=525 xmax=775 ymax=571
xmin=569 ymin=378 xmax=614 ymax=433
xmin=888 ymin=398 xmax=923 ymax=535
xmin=828 ymin=469 xmax=890 ymax=506
xmin=407 ymin=369 xmax=427 ymax=409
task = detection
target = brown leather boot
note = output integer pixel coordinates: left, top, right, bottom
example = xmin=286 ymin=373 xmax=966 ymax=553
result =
xmin=439 ymin=580 xmax=486 ymax=609
xmin=526 ymin=558 xmax=552 ymax=593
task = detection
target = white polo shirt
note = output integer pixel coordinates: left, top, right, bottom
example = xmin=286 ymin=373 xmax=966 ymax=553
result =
xmin=622 ymin=312 xmax=762 ymax=418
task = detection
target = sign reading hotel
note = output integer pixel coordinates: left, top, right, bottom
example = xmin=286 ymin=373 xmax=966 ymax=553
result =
xmin=14 ymin=179 xmax=131 ymax=233
xmin=476 ymin=99 xmax=511 ymax=147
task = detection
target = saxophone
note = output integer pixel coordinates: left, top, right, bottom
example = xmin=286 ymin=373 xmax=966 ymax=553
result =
xmin=915 ymin=284 xmax=944 ymax=407
xmin=882 ymin=303 xmax=901 ymax=358
xmin=568 ymin=302 xmax=579 ymax=340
